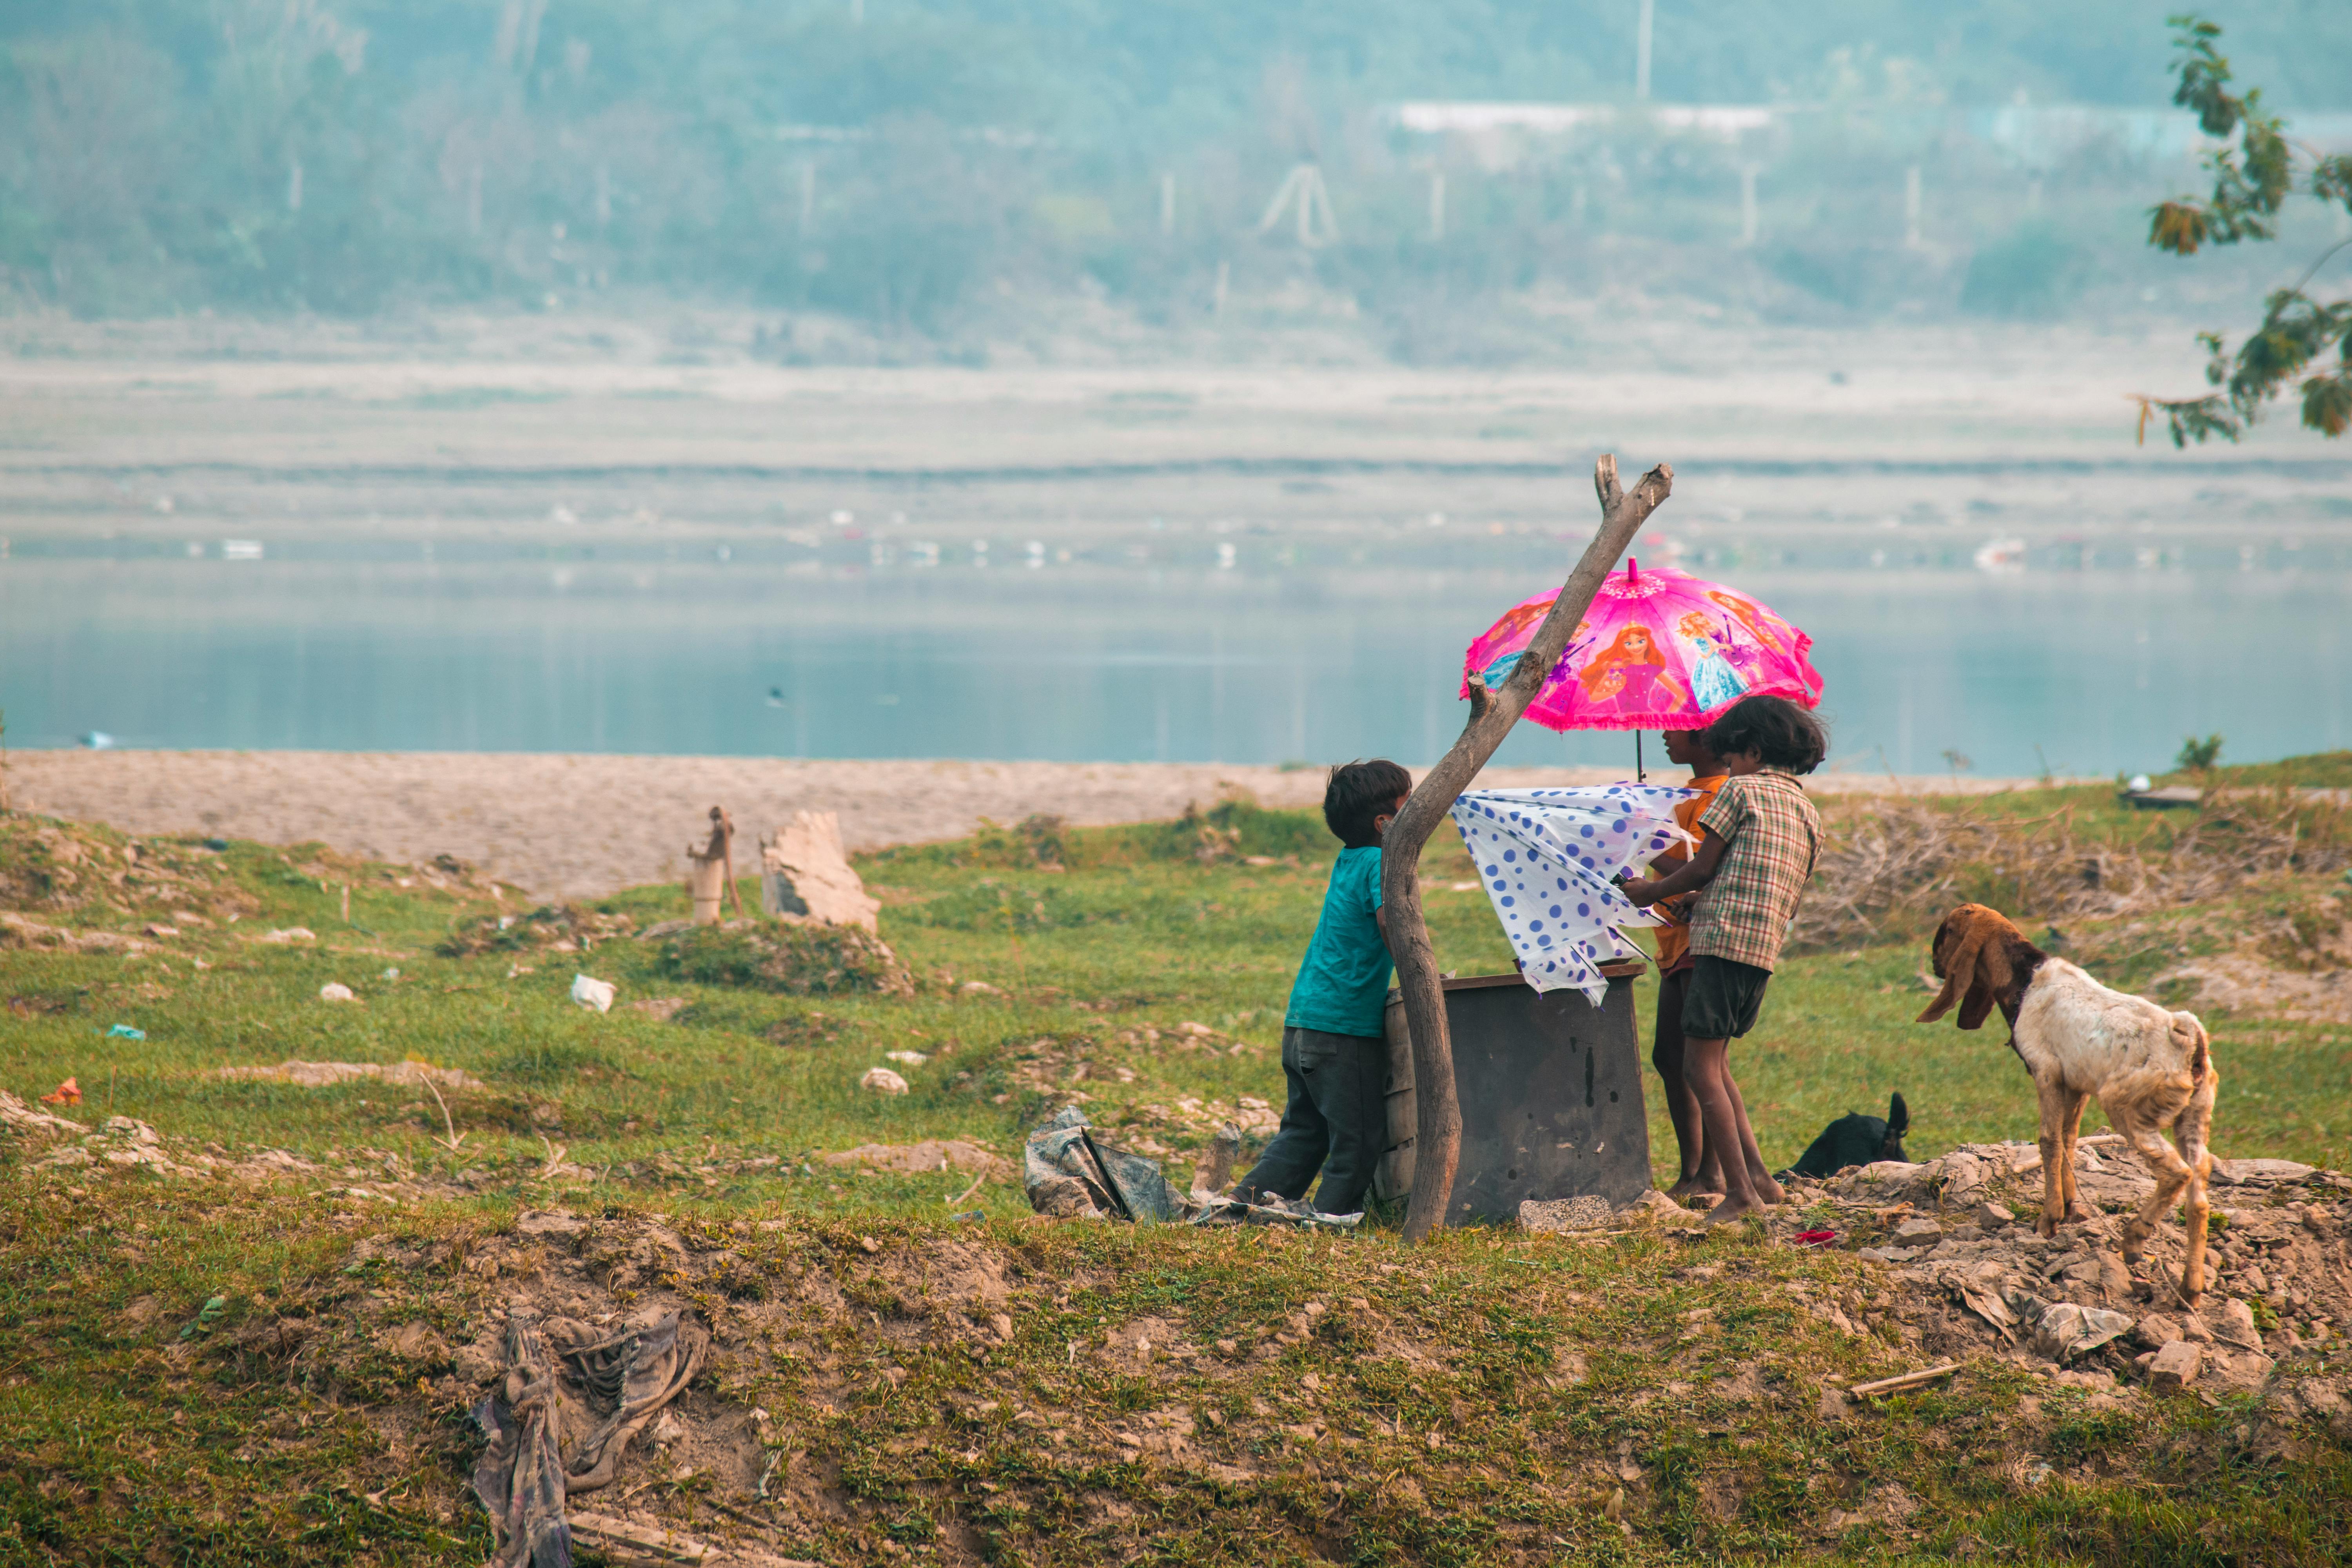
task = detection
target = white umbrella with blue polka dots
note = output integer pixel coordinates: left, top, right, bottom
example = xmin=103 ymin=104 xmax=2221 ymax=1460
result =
xmin=1448 ymin=784 xmax=1696 ymax=1005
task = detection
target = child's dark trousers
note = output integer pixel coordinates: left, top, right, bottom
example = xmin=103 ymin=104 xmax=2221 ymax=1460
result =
xmin=1238 ymin=1025 xmax=1390 ymax=1216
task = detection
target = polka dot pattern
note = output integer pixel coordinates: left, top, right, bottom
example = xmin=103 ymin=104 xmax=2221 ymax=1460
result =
xmin=1448 ymin=784 xmax=1697 ymax=1006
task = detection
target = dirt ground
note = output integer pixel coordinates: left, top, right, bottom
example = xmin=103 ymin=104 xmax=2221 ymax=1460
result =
xmin=4 ymin=751 xmax=2063 ymax=898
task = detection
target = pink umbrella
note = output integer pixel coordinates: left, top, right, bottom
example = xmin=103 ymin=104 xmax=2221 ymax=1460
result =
xmin=1461 ymin=559 xmax=1822 ymax=744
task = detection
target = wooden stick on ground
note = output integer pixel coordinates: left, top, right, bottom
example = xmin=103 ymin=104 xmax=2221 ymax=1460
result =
xmin=1383 ymin=454 xmax=1674 ymax=1245
xmin=1850 ymin=1362 xmax=1962 ymax=1398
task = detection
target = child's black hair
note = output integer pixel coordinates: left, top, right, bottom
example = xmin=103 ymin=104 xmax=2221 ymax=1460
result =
xmin=1702 ymin=696 xmax=1828 ymax=775
xmin=1323 ymin=759 xmax=1413 ymax=848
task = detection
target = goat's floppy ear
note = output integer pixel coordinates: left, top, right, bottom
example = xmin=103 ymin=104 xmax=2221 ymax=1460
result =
xmin=1916 ymin=904 xmax=2018 ymax=1029
xmin=1955 ymin=937 xmax=2013 ymax=1031
xmin=1916 ymin=909 xmax=1985 ymax=1025
xmin=1886 ymin=1092 xmax=1909 ymax=1136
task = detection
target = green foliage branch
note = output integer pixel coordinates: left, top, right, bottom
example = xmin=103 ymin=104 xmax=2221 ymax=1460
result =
xmin=2138 ymin=16 xmax=2352 ymax=445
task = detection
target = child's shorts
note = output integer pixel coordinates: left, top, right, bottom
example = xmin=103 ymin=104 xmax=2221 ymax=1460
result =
xmin=1681 ymin=954 xmax=1772 ymax=1039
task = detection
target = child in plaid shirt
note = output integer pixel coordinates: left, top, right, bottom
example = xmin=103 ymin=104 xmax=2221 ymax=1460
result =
xmin=1621 ymin=696 xmax=1825 ymax=1224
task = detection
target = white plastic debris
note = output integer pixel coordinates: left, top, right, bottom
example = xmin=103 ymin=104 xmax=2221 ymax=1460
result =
xmin=883 ymin=1050 xmax=930 ymax=1066
xmin=570 ymin=974 xmax=616 ymax=1013
xmin=318 ymin=983 xmax=356 ymax=1003
xmin=2007 ymin=1291 xmax=2134 ymax=1362
xmin=861 ymin=1066 xmax=911 ymax=1095
xmin=261 ymin=927 xmax=318 ymax=944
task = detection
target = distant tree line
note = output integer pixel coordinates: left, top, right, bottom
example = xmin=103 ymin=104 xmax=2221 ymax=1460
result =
xmin=2 ymin=1 xmax=2347 ymax=342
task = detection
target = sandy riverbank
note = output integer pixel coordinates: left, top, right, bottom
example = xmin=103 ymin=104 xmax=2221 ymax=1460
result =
xmin=5 ymin=751 xmax=2070 ymax=899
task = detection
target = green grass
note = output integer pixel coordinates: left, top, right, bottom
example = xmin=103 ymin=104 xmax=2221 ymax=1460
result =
xmin=2167 ymin=750 xmax=2352 ymax=790
xmin=2 ymin=795 xmax=2349 ymax=1563
xmin=3 ymin=794 xmax=2340 ymax=1189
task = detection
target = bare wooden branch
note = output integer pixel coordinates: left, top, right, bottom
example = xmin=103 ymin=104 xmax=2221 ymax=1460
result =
xmin=1594 ymin=455 xmax=1625 ymax=514
xmin=1850 ymin=1362 xmax=1961 ymax=1397
xmin=1381 ymin=454 xmax=1673 ymax=1244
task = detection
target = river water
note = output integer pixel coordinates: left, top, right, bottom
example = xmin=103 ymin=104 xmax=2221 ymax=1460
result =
xmin=5 ymin=457 xmax=2346 ymax=778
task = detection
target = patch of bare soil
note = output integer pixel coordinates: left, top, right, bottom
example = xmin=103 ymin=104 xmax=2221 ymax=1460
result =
xmin=2159 ymin=951 xmax=2352 ymax=1025
xmin=2151 ymin=887 xmax=2352 ymax=1024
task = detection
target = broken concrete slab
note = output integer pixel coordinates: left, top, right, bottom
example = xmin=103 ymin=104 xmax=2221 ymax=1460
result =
xmin=2149 ymin=1339 xmax=2203 ymax=1392
xmin=760 ymin=811 xmax=880 ymax=932
xmin=1519 ymin=1194 xmax=1613 ymax=1233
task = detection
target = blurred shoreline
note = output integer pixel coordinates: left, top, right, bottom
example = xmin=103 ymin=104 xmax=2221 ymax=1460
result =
xmin=6 ymin=749 xmax=2080 ymax=898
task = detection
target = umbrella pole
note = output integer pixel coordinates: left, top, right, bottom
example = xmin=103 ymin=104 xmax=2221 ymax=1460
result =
xmin=1635 ymin=729 xmax=1644 ymax=783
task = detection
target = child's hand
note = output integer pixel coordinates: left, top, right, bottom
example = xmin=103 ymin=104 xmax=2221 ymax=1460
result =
xmin=1618 ymin=876 xmax=1659 ymax=907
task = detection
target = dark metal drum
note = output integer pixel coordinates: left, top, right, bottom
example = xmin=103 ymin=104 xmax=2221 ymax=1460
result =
xmin=1374 ymin=966 xmax=1652 ymax=1221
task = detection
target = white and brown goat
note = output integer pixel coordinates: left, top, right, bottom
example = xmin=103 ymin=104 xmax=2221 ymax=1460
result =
xmin=1917 ymin=903 xmax=2220 ymax=1304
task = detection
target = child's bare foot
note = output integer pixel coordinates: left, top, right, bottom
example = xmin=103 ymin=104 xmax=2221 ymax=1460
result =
xmin=1753 ymin=1175 xmax=1786 ymax=1205
xmin=1701 ymin=1196 xmax=1767 ymax=1227
xmin=1663 ymin=1177 xmax=1711 ymax=1202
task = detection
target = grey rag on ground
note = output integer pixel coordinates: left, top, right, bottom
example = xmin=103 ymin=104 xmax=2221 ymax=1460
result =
xmin=470 ymin=1307 xmax=710 ymax=1568
xmin=1021 ymin=1106 xmax=1359 ymax=1229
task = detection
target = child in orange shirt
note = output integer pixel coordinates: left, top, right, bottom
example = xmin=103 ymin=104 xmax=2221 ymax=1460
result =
xmin=1648 ymin=727 xmax=1737 ymax=1201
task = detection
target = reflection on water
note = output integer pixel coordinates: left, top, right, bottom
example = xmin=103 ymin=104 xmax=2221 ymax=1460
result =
xmin=4 ymin=535 xmax=2344 ymax=777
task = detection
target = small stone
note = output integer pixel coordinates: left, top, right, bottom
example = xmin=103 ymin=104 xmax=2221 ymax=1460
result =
xmin=318 ymin=982 xmax=356 ymax=1002
xmin=1521 ymin=1194 xmax=1612 ymax=1232
xmin=2149 ymin=1339 xmax=2203 ymax=1392
xmin=2134 ymin=1314 xmax=2185 ymax=1350
xmin=1894 ymin=1218 xmax=1944 ymax=1241
xmin=1971 ymin=1201 xmax=2016 ymax=1228
xmin=2182 ymin=1314 xmax=2215 ymax=1344
xmin=860 ymin=1066 xmax=910 ymax=1095
xmin=2214 ymin=1299 xmax=2263 ymax=1350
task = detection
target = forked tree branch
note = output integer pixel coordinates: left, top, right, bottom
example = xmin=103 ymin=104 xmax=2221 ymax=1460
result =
xmin=1381 ymin=454 xmax=1673 ymax=1244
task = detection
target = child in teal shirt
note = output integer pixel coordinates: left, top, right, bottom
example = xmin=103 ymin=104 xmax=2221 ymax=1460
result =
xmin=1235 ymin=759 xmax=1412 ymax=1215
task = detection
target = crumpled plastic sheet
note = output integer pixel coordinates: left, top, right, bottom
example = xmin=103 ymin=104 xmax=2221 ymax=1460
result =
xmin=470 ymin=1308 xmax=710 ymax=1567
xmin=2005 ymin=1289 xmax=2134 ymax=1363
xmin=1448 ymin=785 xmax=1694 ymax=1004
xmin=1022 ymin=1107 xmax=1359 ymax=1229
xmin=558 ymin=1311 xmax=709 ymax=1494
xmin=471 ymin=1313 xmax=573 ymax=1568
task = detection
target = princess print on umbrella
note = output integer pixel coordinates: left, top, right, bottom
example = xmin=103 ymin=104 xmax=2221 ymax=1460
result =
xmin=1676 ymin=610 xmax=1749 ymax=711
xmin=1575 ymin=624 xmax=1689 ymax=716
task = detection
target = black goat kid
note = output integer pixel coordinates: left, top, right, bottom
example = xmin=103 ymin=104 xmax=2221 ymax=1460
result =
xmin=1786 ymin=1093 xmax=1910 ymax=1179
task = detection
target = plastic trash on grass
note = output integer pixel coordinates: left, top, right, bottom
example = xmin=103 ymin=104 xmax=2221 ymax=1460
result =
xmin=569 ymin=974 xmax=616 ymax=1013
xmin=1022 ymin=1107 xmax=1358 ymax=1229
